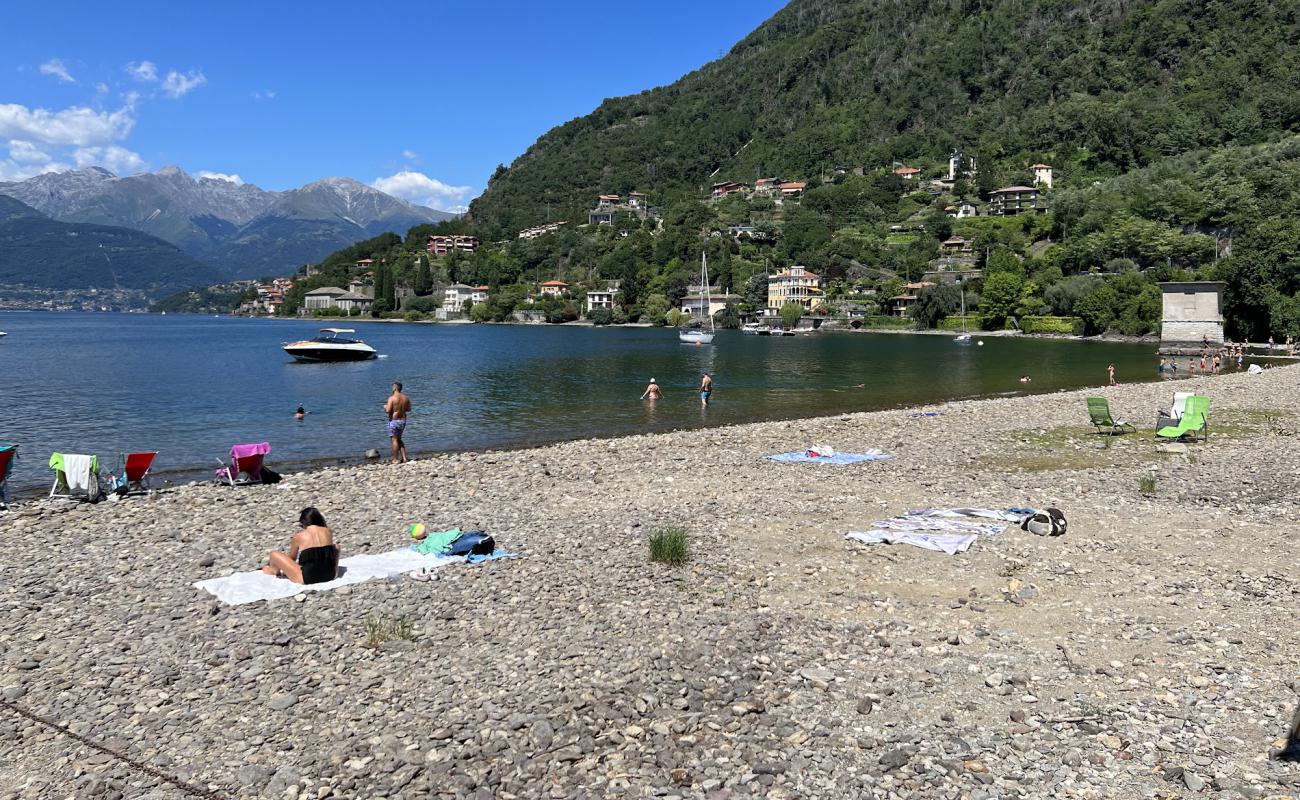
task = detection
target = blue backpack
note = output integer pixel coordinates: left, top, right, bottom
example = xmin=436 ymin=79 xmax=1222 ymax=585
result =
xmin=447 ymin=531 xmax=495 ymax=556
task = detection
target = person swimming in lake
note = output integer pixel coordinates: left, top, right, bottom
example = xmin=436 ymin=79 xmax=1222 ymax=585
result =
xmin=640 ymin=378 xmax=663 ymax=400
xmin=295 ymin=405 xmax=306 ymax=420
xmin=261 ymin=507 xmax=339 ymax=585
xmin=1018 ymin=374 xmax=1031 ymax=383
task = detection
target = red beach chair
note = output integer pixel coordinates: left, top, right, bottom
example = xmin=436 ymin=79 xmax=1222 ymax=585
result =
xmin=121 ymin=451 xmax=158 ymax=495
xmin=0 ymin=445 xmax=16 ymax=510
xmin=215 ymin=442 xmax=270 ymax=486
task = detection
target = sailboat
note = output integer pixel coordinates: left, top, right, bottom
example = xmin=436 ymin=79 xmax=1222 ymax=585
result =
xmin=679 ymin=252 xmax=716 ymax=344
xmin=954 ymin=280 xmax=971 ymax=343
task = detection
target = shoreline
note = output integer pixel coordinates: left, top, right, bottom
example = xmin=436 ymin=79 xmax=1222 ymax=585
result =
xmin=3 ymin=364 xmax=1299 ymax=797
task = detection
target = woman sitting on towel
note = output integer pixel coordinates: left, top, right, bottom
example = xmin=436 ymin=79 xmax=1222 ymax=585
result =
xmin=261 ymin=507 xmax=339 ymax=585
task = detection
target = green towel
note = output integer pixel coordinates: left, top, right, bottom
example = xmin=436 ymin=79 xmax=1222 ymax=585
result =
xmin=413 ymin=528 xmax=462 ymax=556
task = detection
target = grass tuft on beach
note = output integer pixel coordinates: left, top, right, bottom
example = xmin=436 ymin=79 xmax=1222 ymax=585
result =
xmin=649 ymin=526 xmax=690 ymax=566
xmin=364 ymin=615 xmax=414 ymax=647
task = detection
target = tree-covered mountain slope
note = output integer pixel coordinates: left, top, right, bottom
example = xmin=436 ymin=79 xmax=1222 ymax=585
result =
xmin=469 ymin=0 xmax=1300 ymax=237
xmin=0 ymin=195 xmax=220 ymax=298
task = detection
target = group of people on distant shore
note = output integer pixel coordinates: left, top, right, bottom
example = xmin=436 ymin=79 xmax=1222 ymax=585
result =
xmin=641 ymin=372 xmax=713 ymax=407
xmin=1157 ymin=343 xmax=1250 ymax=376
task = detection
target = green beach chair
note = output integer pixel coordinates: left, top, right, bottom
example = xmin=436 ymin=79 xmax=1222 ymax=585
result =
xmin=1156 ymin=395 xmax=1208 ymax=442
xmin=1087 ymin=397 xmax=1134 ymax=435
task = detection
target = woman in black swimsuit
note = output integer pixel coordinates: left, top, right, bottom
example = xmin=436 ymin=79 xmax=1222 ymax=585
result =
xmin=261 ymin=507 xmax=339 ymax=584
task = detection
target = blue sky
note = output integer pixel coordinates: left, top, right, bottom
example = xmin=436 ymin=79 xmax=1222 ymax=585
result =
xmin=0 ymin=0 xmax=787 ymax=210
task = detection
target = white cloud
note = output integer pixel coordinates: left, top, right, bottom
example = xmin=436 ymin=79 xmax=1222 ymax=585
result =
xmin=0 ymin=102 xmax=135 ymax=147
xmin=197 ymin=170 xmax=244 ymax=184
xmin=401 ymin=149 xmax=419 ymax=161
xmin=126 ymin=61 xmax=158 ymax=82
xmin=252 ymin=89 xmax=276 ymax=100
xmin=39 ymin=58 xmax=75 ymax=84
xmin=7 ymin=139 xmax=51 ymax=164
xmin=73 ymin=145 xmax=145 ymax=174
xmin=161 ymin=70 xmax=206 ymax=98
xmin=95 ymin=82 xmax=109 ymax=95
xmin=0 ymin=158 xmax=69 ymax=181
xmin=371 ymin=170 xmax=473 ymax=210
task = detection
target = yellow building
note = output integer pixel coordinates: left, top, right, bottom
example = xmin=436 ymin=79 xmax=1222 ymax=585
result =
xmin=767 ymin=266 xmax=823 ymax=310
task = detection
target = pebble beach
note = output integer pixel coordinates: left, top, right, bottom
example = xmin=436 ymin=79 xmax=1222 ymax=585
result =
xmin=2 ymin=365 xmax=1299 ymax=799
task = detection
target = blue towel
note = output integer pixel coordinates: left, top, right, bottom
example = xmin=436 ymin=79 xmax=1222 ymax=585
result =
xmin=465 ymin=551 xmax=518 ymax=564
xmin=768 ymin=451 xmax=891 ymax=465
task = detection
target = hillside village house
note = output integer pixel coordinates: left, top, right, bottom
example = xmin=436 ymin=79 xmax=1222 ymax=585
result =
xmin=303 ymin=287 xmax=348 ymax=311
xmin=988 ymin=186 xmax=1043 ymax=215
xmin=627 ymin=191 xmax=647 ymax=211
xmin=892 ymin=282 xmax=934 ymax=317
xmin=1032 ymin=163 xmax=1053 ymax=189
xmin=945 ymin=198 xmax=980 ymax=218
xmin=941 ymin=236 xmax=974 ymax=255
xmin=946 ymin=150 xmax=977 ymax=182
xmin=893 ymin=166 xmax=921 ymax=180
xmin=334 ymin=291 xmax=372 ymax=314
xmin=753 ymin=177 xmax=783 ymax=195
xmin=710 ymin=181 xmax=749 ymax=200
xmin=777 ymin=181 xmax=806 ymax=203
xmin=443 ymin=284 xmax=476 ymax=312
xmin=767 ymin=265 xmax=823 ymax=310
xmin=681 ymin=285 xmax=740 ymax=319
xmin=426 ymin=235 xmax=479 ymax=257
xmin=518 ymin=221 xmax=567 ymax=239
xmin=471 ymin=285 xmax=489 ymax=304
xmin=539 ymin=280 xmax=570 ymax=298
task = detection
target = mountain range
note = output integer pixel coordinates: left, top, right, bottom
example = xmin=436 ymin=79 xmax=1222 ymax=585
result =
xmin=0 ymin=194 xmax=217 ymax=301
xmin=0 ymin=166 xmax=454 ymax=282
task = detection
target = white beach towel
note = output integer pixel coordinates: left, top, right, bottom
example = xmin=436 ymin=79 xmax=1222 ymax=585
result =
xmin=195 ymin=548 xmax=460 ymax=605
xmin=845 ymin=530 xmax=977 ymax=555
xmin=61 ymin=453 xmax=95 ymax=493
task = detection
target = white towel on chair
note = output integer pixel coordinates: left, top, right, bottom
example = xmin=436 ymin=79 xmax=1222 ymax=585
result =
xmin=195 ymin=548 xmax=460 ymax=605
xmin=62 ymin=454 xmax=94 ymax=493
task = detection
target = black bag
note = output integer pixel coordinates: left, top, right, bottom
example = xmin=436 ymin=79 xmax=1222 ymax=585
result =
xmin=1021 ymin=508 xmax=1067 ymax=537
xmin=447 ymin=531 xmax=495 ymax=556
xmin=258 ymin=466 xmax=282 ymax=485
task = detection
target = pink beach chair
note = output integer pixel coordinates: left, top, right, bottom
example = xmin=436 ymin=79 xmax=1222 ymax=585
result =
xmin=215 ymin=442 xmax=270 ymax=486
xmin=0 ymin=445 xmax=16 ymax=510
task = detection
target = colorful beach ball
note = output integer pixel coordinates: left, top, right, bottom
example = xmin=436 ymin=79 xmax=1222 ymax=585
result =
xmin=408 ymin=523 xmax=427 ymax=539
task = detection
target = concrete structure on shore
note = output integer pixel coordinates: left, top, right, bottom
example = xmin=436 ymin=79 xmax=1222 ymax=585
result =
xmin=1158 ymin=281 xmax=1225 ymax=352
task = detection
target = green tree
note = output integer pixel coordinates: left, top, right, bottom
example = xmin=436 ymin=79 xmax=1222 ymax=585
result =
xmin=980 ymin=272 xmax=1023 ymax=326
xmin=779 ymin=302 xmax=804 ymax=329
xmin=643 ymin=293 xmax=669 ymax=325
xmin=911 ymin=283 xmax=962 ymax=328
xmin=716 ymin=302 xmax=741 ymax=329
xmin=984 ymin=247 xmax=1024 ymax=279
xmin=1075 ymin=284 xmax=1121 ymax=334
xmin=414 ymin=257 xmax=433 ymax=295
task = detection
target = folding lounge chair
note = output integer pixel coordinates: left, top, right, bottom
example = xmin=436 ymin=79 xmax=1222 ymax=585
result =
xmin=1156 ymin=391 xmax=1194 ymax=430
xmin=1157 ymin=395 xmax=1209 ymax=442
xmin=48 ymin=452 xmax=100 ymax=500
xmin=1087 ymin=397 xmax=1135 ymax=435
xmin=216 ymin=442 xmax=270 ymax=486
xmin=0 ymin=445 xmax=16 ymax=510
xmin=119 ymin=451 xmax=158 ymax=495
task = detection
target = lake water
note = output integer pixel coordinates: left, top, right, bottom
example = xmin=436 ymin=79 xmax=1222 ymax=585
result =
xmin=0 ymin=312 xmax=1163 ymax=494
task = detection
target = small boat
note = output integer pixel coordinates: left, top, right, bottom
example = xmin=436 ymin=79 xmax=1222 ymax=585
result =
xmin=679 ymin=252 xmax=716 ymax=345
xmin=282 ymin=328 xmax=377 ymax=362
xmin=0 ymin=331 xmax=6 ymax=338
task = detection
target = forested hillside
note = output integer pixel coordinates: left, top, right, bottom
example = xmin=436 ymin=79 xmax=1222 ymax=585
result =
xmin=470 ymin=0 xmax=1300 ymax=238
xmin=219 ymin=0 xmax=1300 ymax=341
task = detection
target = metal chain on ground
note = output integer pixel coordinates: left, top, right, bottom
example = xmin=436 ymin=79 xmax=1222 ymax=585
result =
xmin=0 ymin=697 xmax=227 ymax=800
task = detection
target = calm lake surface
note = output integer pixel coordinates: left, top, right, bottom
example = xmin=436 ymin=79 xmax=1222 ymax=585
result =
xmin=0 ymin=312 xmax=1163 ymax=494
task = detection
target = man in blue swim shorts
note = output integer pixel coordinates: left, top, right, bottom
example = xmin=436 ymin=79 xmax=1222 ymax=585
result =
xmin=383 ymin=382 xmax=411 ymax=464
xmin=699 ymin=372 xmax=713 ymax=407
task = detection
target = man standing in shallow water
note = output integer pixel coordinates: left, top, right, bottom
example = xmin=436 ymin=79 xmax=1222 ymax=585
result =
xmin=699 ymin=372 xmax=713 ymax=407
xmin=384 ymin=382 xmax=411 ymax=464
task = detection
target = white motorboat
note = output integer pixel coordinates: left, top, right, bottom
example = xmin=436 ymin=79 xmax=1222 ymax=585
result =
xmin=0 ymin=331 xmax=6 ymax=338
xmin=282 ymin=328 xmax=377 ymax=362
xmin=679 ymin=252 xmax=716 ymax=344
